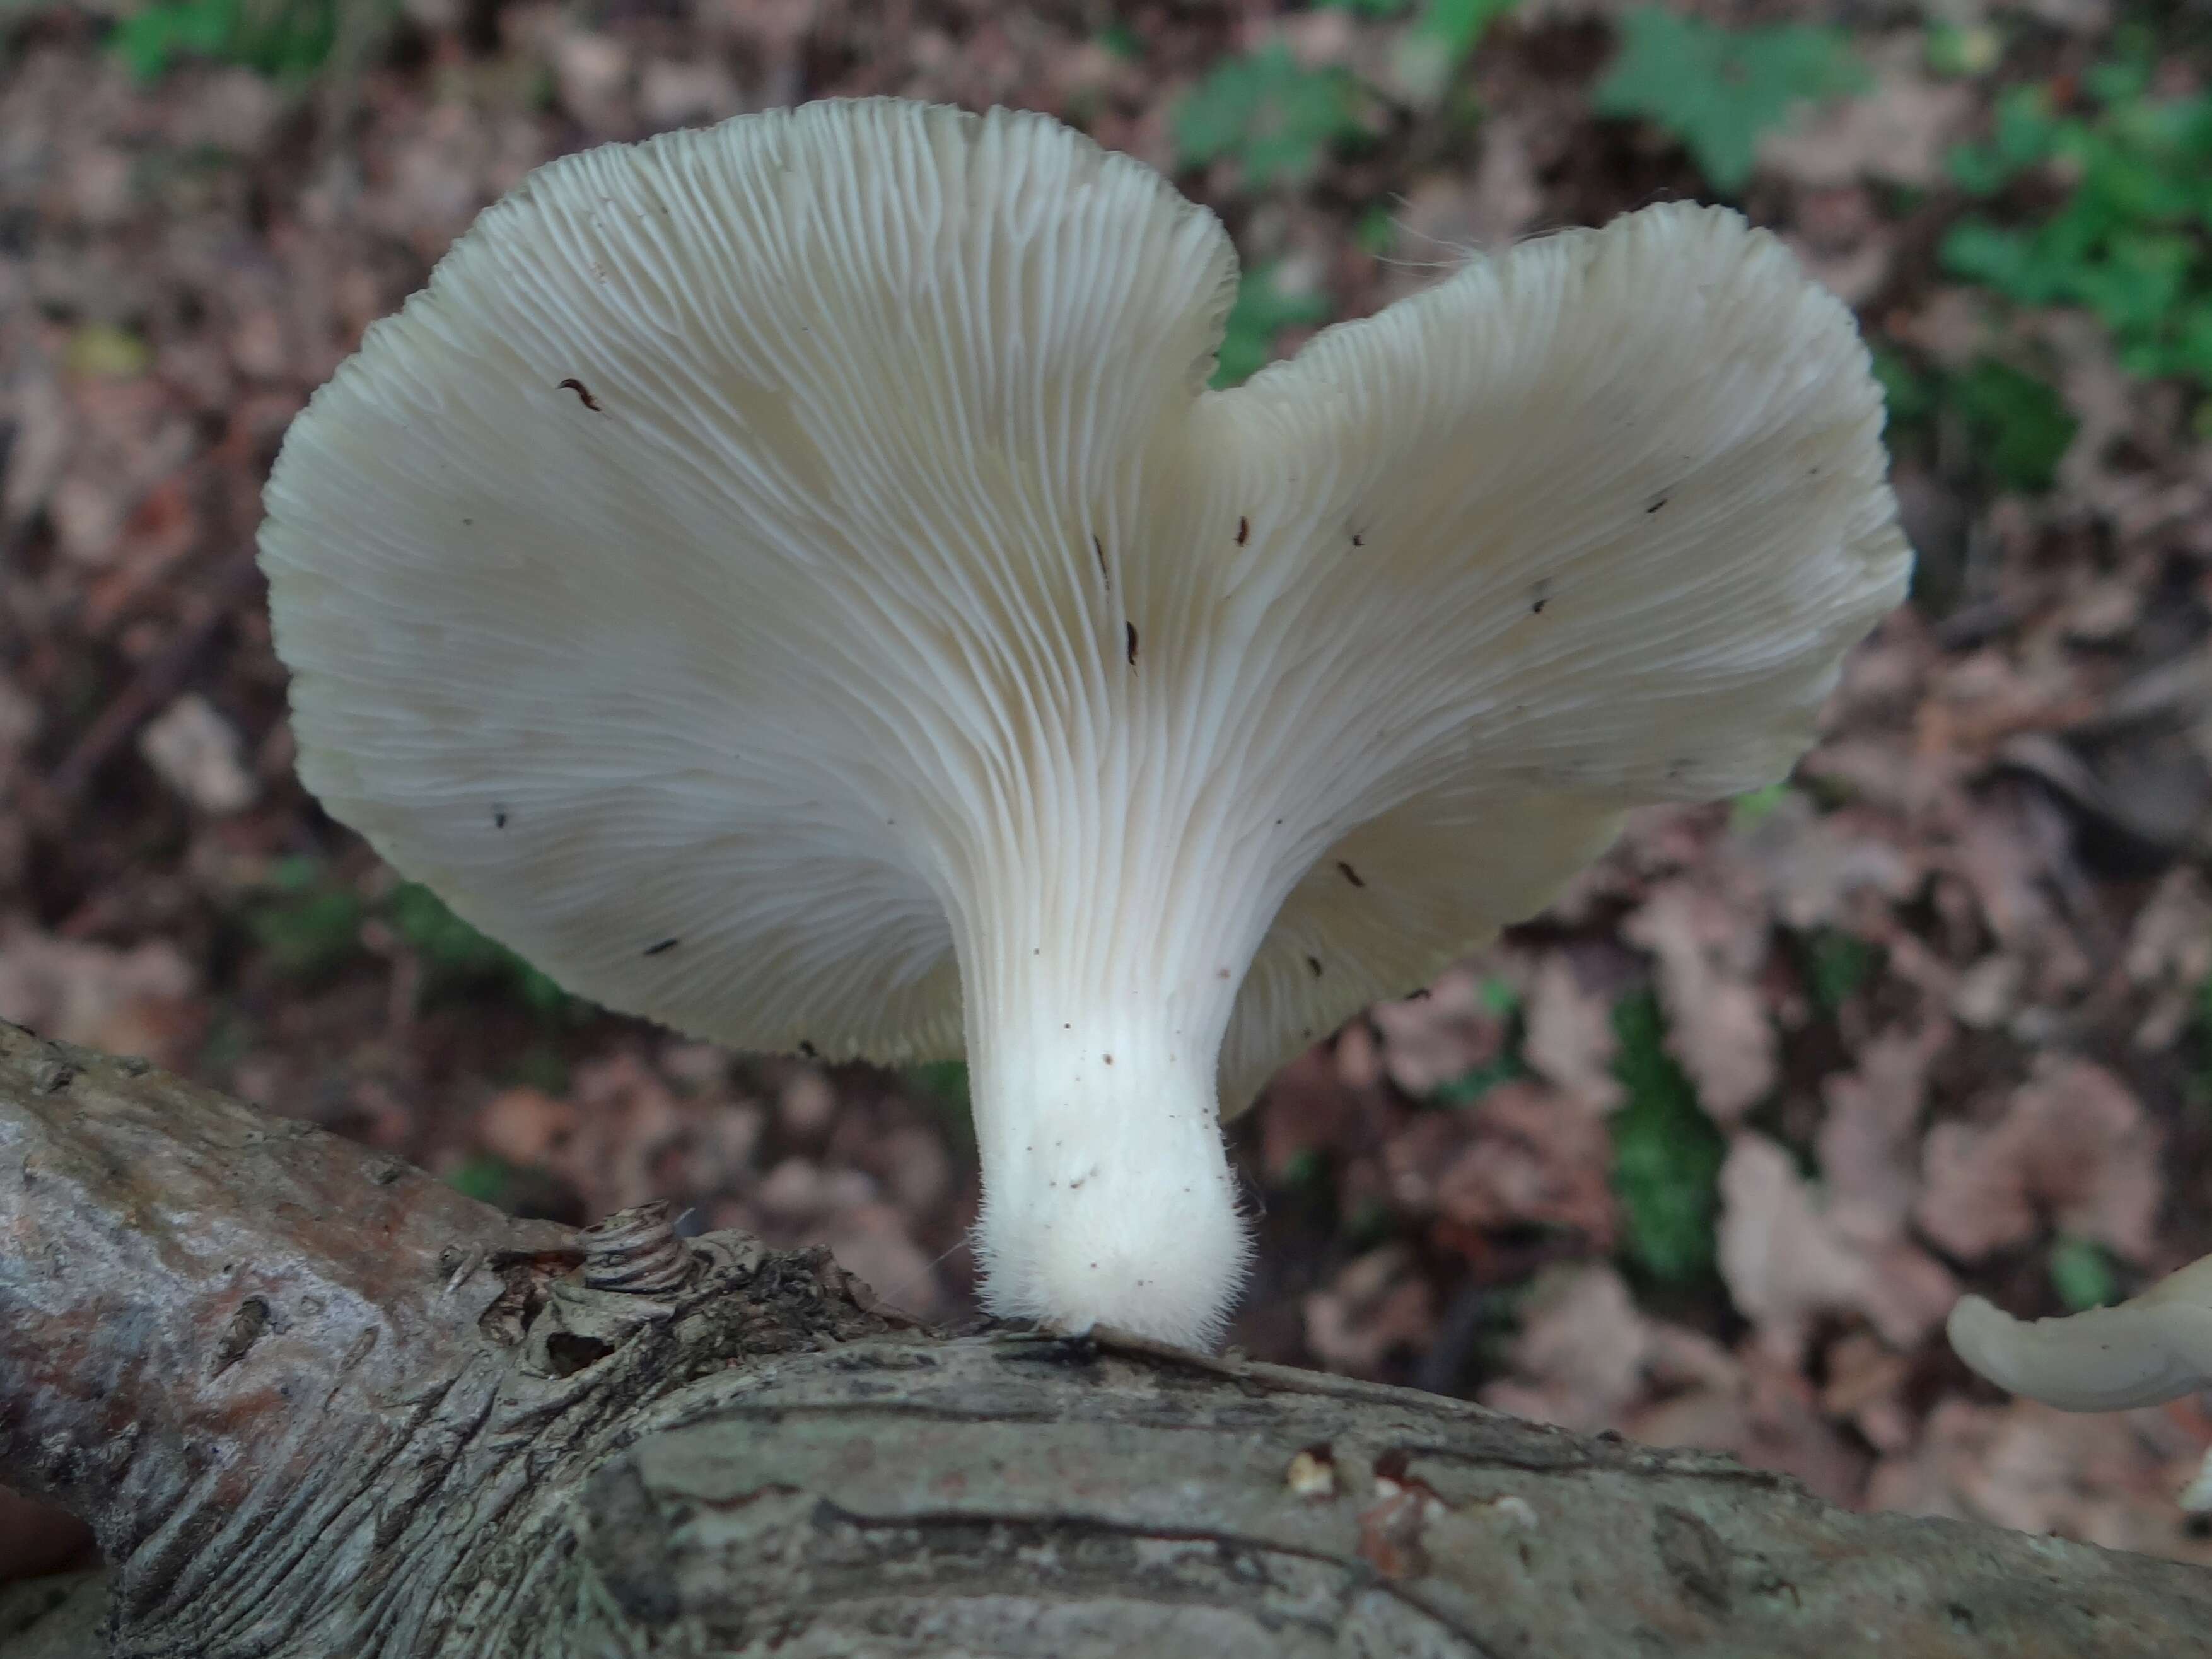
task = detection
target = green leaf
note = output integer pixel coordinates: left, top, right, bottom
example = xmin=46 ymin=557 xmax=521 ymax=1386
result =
xmin=1593 ymin=9 xmax=1868 ymax=193
xmin=1608 ymin=991 xmax=1725 ymax=1288
xmin=907 ymin=1060 xmax=977 ymax=1158
xmin=248 ymin=859 xmax=366 ymax=979
xmin=1923 ymin=21 xmax=2001 ymax=80
xmin=1870 ymin=345 xmax=1938 ymax=433
xmin=1937 ymin=66 xmax=2212 ymax=393
xmin=1211 ymin=261 xmax=1332 ymax=388
xmin=2048 ymin=1234 xmax=2121 ymax=1312
xmin=1354 ymin=203 xmax=1398 ymax=255
xmin=1431 ymin=1051 xmax=1523 ymax=1109
xmin=1411 ymin=0 xmax=1516 ymax=61
xmin=446 ymin=1153 xmax=516 ymax=1207
xmin=1097 ymin=20 xmax=1142 ymax=60
xmin=1947 ymin=357 xmax=2077 ymax=494
xmin=1728 ymin=781 xmax=1795 ymax=834
xmin=385 ymin=882 xmax=573 ymax=1016
xmin=1795 ymin=928 xmax=1880 ymax=1015
xmin=906 ymin=1059 xmax=970 ymax=1116
xmin=1939 ymin=219 xmax=2042 ymax=296
xmin=1392 ymin=0 xmax=1518 ymax=104
xmin=109 ymin=0 xmax=344 ymax=84
xmin=1173 ymin=41 xmax=1365 ymax=188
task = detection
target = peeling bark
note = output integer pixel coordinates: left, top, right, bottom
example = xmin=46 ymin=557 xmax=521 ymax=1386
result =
xmin=4 ymin=1019 xmax=2209 ymax=1658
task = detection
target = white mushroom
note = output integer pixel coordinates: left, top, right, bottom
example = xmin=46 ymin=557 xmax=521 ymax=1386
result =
xmin=260 ymin=99 xmax=1910 ymax=1348
xmin=1948 ymin=1255 xmax=2212 ymax=1412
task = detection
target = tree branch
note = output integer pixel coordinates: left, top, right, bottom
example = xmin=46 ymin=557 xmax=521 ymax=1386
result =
xmin=4 ymin=1020 xmax=2208 ymax=1658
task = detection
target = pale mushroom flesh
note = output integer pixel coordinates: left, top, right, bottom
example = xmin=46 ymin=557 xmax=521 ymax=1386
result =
xmin=261 ymin=100 xmax=1911 ymax=1347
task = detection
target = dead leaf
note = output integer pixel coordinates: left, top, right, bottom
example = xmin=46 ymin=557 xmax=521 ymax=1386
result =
xmin=139 ymin=692 xmax=259 ymax=815
xmin=1815 ymin=1017 xmax=1950 ymax=1232
xmin=0 ymin=922 xmax=197 ymax=1062
xmin=1945 ymin=788 xmax=2093 ymax=1002
xmin=1623 ymin=880 xmax=1777 ymax=1122
xmin=1480 ymin=1263 xmax=1648 ymax=1431
xmin=475 ymin=1086 xmax=578 ymax=1169
xmin=1303 ymin=1243 xmax=1436 ymax=1378
xmin=822 ymin=1201 xmax=946 ymax=1319
xmin=1428 ymin=1080 xmax=1617 ymax=1248
xmin=1821 ymin=1329 xmax=1916 ymax=1453
xmin=1761 ymin=39 xmax=1972 ymax=187
xmin=1720 ymin=1134 xmax=1880 ymax=1360
xmin=1720 ymin=1132 xmax=1957 ymax=1359
xmin=1737 ymin=794 xmax=1921 ymax=933
xmin=1870 ymin=1397 xmax=2212 ymax=1566
xmin=1627 ymin=1344 xmax=1871 ymax=1506
xmin=1522 ymin=950 xmax=1624 ymax=1112
xmin=1369 ymin=962 xmax=1515 ymax=1098
xmin=1916 ymin=1057 xmax=2163 ymax=1264
xmin=556 ymin=1053 xmax=692 ymax=1213
xmin=2124 ymin=868 xmax=2212 ymax=1049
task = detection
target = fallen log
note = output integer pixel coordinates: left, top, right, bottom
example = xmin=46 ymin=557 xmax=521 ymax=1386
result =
xmin=3 ymin=1020 xmax=2207 ymax=1658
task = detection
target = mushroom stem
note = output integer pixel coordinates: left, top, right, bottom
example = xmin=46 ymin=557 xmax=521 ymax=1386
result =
xmin=960 ymin=933 xmax=1252 ymax=1349
xmin=1947 ymin=1254 xmax=2212 ymax=1412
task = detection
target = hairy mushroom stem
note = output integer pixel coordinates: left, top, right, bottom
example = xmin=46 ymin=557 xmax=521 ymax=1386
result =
xmin=957 ymin=900 xmax=1253 ymax=1346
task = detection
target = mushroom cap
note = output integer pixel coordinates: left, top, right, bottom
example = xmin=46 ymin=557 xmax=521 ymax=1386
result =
xmin=262 ymin=100 xmax=1909 ymax=1102
xmin=1947 ymin=1255 xmax=2212 ymax=1412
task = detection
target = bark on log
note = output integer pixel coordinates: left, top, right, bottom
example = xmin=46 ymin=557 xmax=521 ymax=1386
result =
xmin=4 ymin=1018 xmax=2210 ymax=1658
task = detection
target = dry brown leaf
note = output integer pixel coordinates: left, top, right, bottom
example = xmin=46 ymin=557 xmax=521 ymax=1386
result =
xmin=474 ymin=1086 xmax=579 ymax=1169
xmin=1429 ymin=1080 xmax=1617 ymax=1247
xmin=1869 ymin=1397 xmax=2212 ymax=1566
xmin=1945 ymin=789 xmax=2092 ymax=1002
xmin=822 ymin=1201 xmax=947 ymax=1320
xmin=1719 ymin=1134 xmax=1877 ymax=1359
xmin=1302 ymin=1243 xmax=1436 ymax=1378
xmin=1916 ymin=1056 xmax=2163 ymax=1264
xmin=1820 ymin=1329 xmax=1916 ymax=1454
xmin=139 ymin=692 xmax=259 ymax=816
xmin=556 ymin=1052 xmax=693 ymax=1213
xmin=1761 ymin=40 xmax=1972 ymax=188
xmin=1720 ymin=1132 xmax=1957 ymax=1359
xmin=1623 ymin=880 xmax=1776 ymax=1122
xmin=1257 ymin=1045 xmax=1378 ymax=1176
xmin=1522 ymin=950 xmax=1624 ymax=1112
xmin=1479 ymin=1263 xmax=1648 ymax=1431
xmin=0 ymin=922 xmax=197 ymax=1062
xmin=1626 ymin=1344 xmax=1871 ymax=1507
xmin=2125 ymin=867 xmax=2212 ymax=1049
xmin=1376 ymin=124 xmax=1542 ymax=290
xmin=1738 ymin=794 xmax=1921 ymax=933
xmin=1368 ymin=962 xmax=1514 ymax=1098
xmin=1816 ymin=1017 xmax=1950 ymax=1231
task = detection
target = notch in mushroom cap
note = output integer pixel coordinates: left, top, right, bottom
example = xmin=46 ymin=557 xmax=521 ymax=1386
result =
xmin=1948 ymin=1256 xmax=2212 ymax=1413
xmin=260 ymin=98 xmax=1910 ymax=1349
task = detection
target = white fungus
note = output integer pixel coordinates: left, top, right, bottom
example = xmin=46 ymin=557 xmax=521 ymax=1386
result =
xmin=260 ymin=99 xmax=1910 ymax=1348
xmin=1948 ymin=1256 xmax=2212 ymax=1413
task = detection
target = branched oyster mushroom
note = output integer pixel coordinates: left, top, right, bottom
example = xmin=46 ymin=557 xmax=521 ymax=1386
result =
xmin=260 ymin=100 xmax=1909 ymax=1348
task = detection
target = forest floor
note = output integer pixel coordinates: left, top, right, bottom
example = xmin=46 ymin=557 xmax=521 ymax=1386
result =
xmin=6 ymin=0 xmax=2212 ymax=1566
